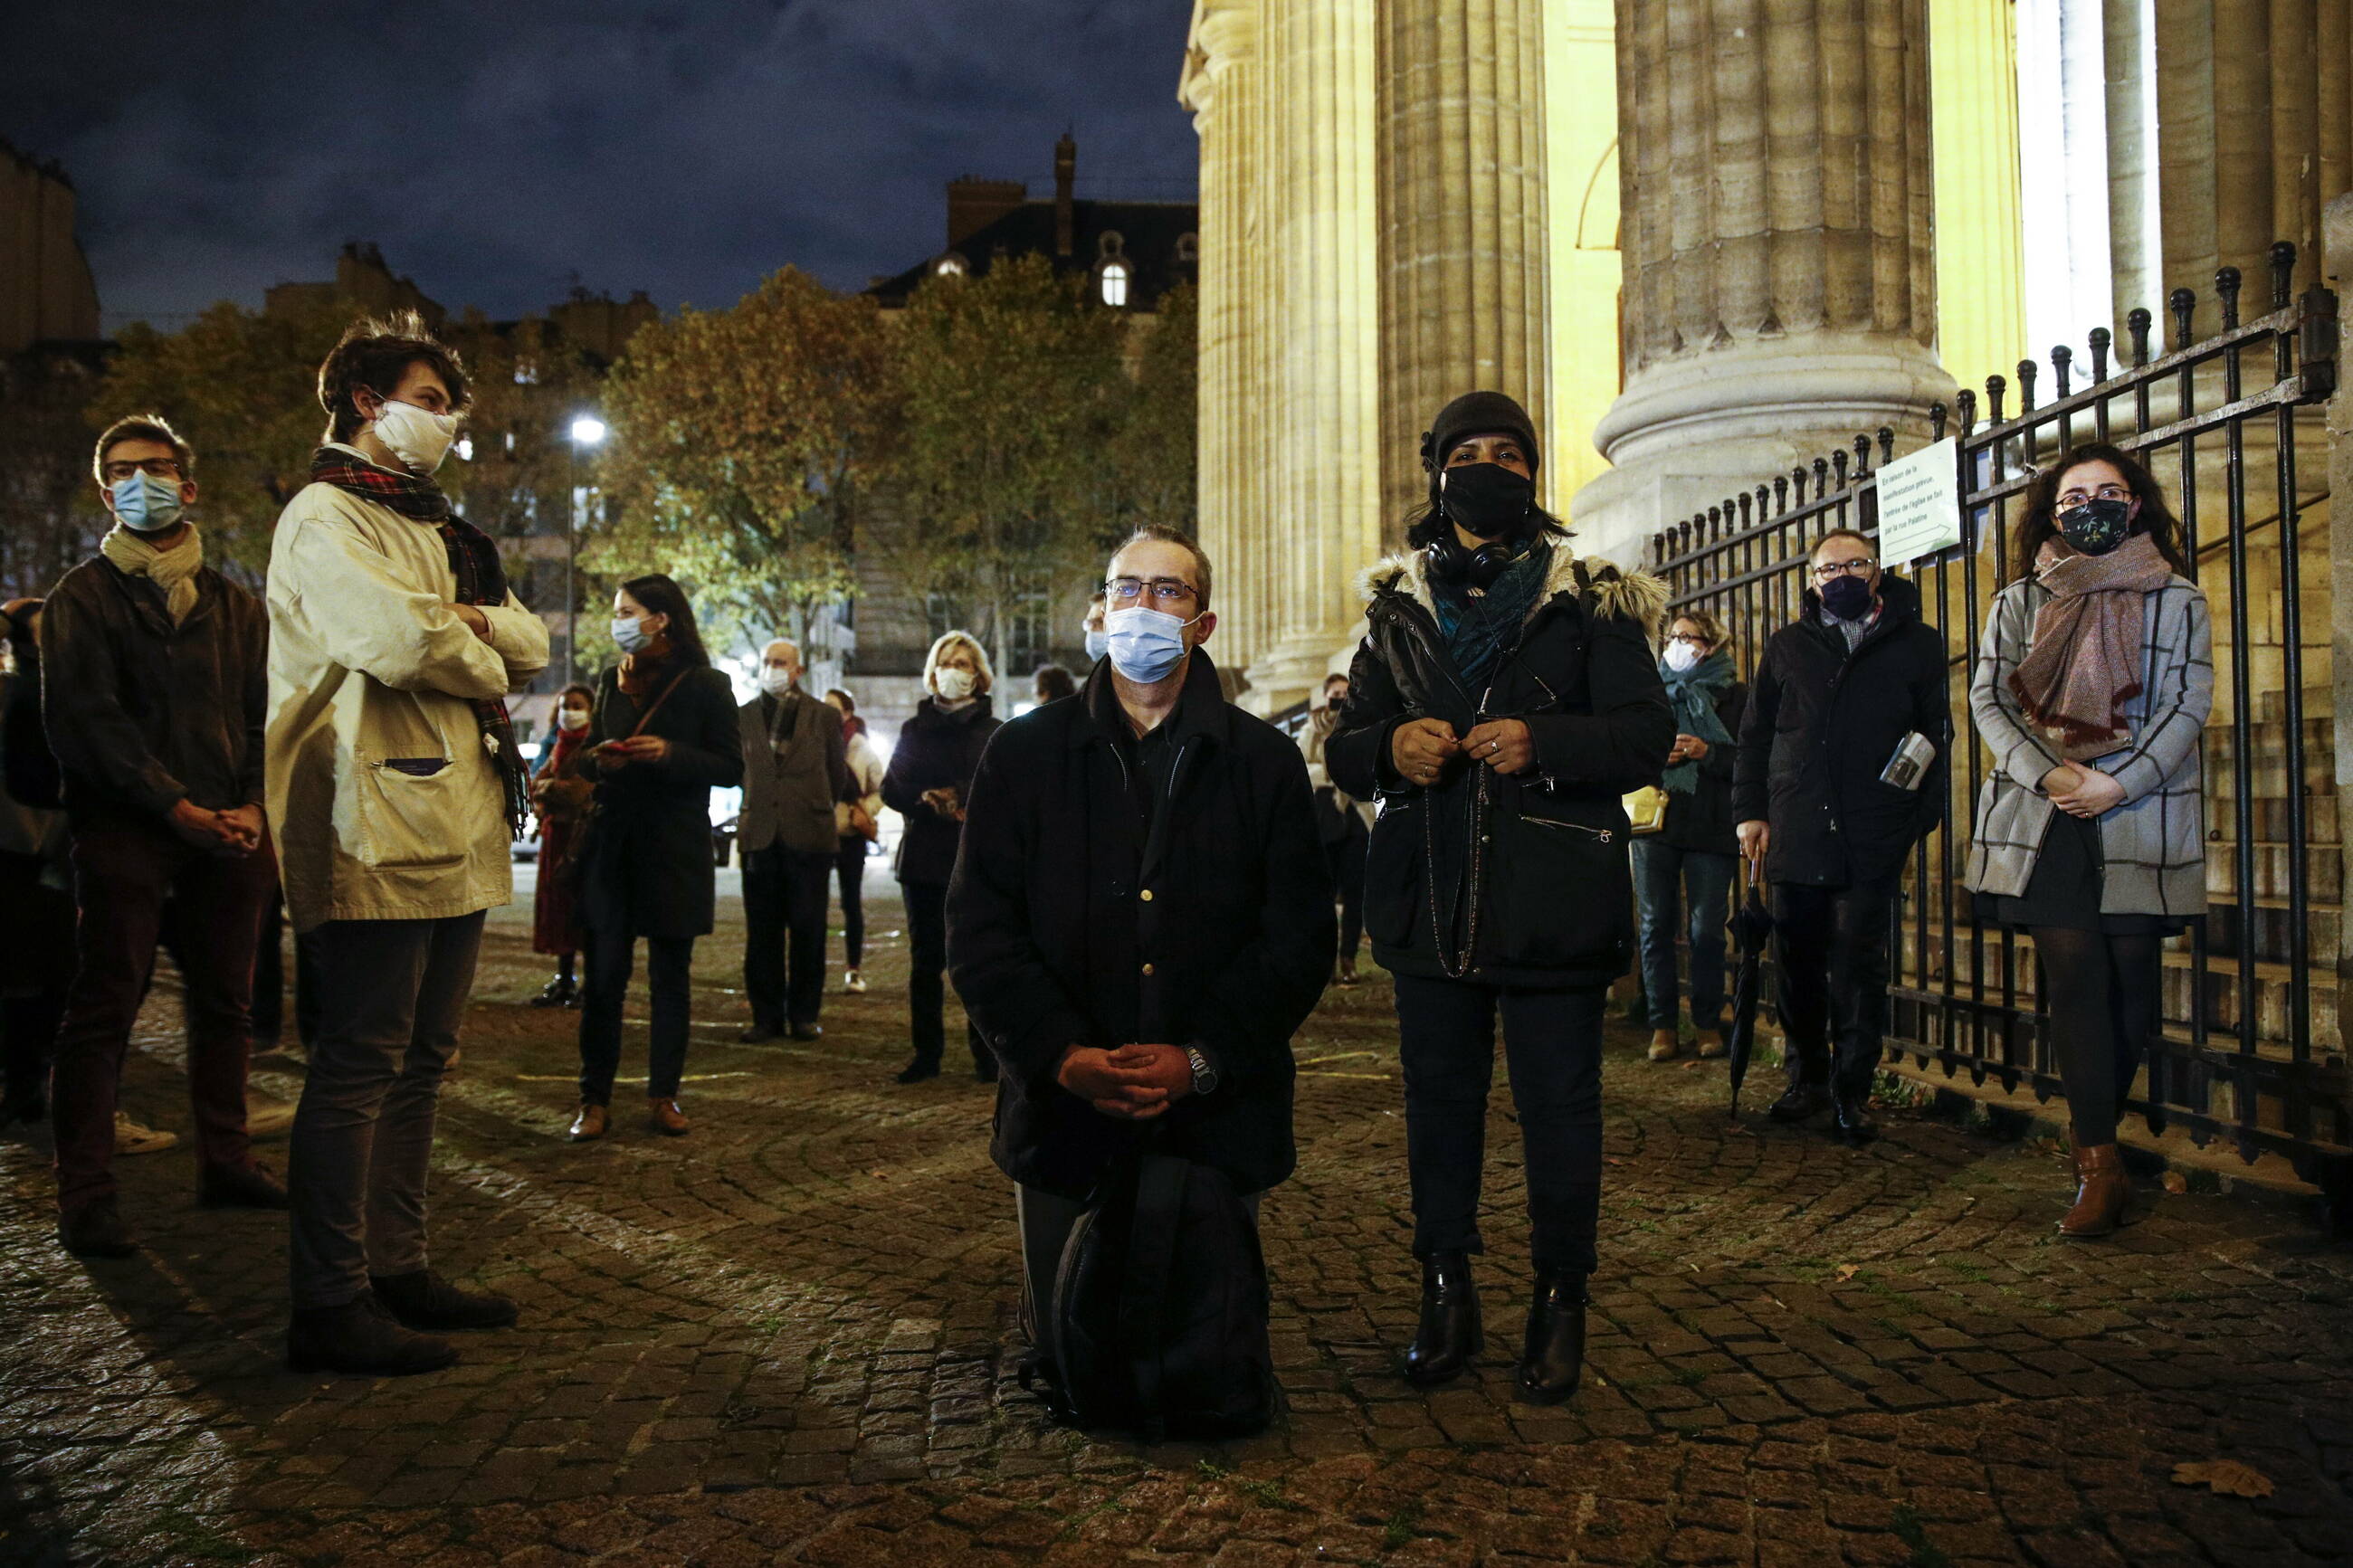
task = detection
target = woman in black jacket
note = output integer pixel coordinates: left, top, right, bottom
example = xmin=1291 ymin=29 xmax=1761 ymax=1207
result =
xmin=567 ymin=575 xmax=744 ymax=1142
xmin=1634 ymin=608 xmax=1747 ymax=1062
xmin=1326 ymin=391 xmax=1674 ymax=1405
xmin=881 ymin=631 xmax=1002 ymax=1085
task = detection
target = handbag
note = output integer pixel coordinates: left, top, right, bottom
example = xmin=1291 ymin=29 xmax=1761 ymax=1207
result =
xmin=1623 ymin=784 xmax=1669 ymax=836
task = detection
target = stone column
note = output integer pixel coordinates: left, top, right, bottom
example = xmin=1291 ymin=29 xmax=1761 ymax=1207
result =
xmin=1180 ymin=1 xmax=1264 ymax=675
xmin=1570 ymin=0 xmax=1956 ymax=568
xmin=1238 ymin=0 xmax=1383 ymax=708
xmin=1376 ymin=0 xmax=1552 ymax=525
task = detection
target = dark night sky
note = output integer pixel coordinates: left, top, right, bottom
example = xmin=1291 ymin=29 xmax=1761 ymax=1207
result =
xmin=4 ymin=1 xmax=1200 ymax=330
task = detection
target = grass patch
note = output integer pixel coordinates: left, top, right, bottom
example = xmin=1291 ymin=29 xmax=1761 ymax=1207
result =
xmin=1382 ymin=1502 xmax=1422 ymax=1550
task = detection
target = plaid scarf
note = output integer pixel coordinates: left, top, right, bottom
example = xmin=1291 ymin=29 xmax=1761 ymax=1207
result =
xmin=310 ymin=447 xmax=530 ymax=836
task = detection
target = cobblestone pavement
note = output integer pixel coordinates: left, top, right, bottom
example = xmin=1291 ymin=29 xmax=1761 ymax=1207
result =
xmin=4 ymin=882 xmax=2349 ymax=1566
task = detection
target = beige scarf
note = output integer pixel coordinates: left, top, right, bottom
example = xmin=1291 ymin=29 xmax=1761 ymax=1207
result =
xmin=100 ymin=524 xmax=204 ymax=625
xmin=2009 ymin=532 xmax=2173 ymax=760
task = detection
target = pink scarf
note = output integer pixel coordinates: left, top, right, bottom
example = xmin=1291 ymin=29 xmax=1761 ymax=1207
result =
xmin=2008 ymin=532 xmax=2173 ymax=760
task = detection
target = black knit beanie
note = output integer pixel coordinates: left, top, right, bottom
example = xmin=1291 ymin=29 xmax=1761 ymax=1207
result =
xmin=1420 ymin=390 xmax=1541 ymax=480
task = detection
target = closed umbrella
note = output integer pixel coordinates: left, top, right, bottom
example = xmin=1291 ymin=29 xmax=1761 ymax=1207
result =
xmin=1724 ymin=858 xmax=1775 ymax=1119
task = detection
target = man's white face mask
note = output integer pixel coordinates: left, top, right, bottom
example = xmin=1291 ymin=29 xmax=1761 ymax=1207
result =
xmin=369 ymin=398 xmax=460 ymax=474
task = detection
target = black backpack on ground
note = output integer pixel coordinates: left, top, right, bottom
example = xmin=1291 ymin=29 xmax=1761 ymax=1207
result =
xmin=1034 ymin=1151 xmax=1278 ymax=1442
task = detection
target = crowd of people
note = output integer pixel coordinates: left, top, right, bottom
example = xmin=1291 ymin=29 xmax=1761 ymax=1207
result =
xmin=0 ymin=308 xmax=2214 ymax=1401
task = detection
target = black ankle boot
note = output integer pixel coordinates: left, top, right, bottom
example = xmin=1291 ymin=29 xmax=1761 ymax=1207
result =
xmin=1403 ymin=1251 xmax=1481 ymax=1386
xmin=1516 ymin=1267 xmax=1588 ymax=1405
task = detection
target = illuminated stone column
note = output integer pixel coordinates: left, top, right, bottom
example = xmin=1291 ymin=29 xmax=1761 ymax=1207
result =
xmin=1376 ymin=0 xmax=1553 ymax=527
xmin=1242 ymin=0 xmax=1382 ymax=708
xmin=1571 ymin=0 xmax=1956 ymax=568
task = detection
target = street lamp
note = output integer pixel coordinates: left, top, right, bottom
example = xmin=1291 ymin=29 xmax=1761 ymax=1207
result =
xmin=566 ymin=414 xmax=607 ymax=688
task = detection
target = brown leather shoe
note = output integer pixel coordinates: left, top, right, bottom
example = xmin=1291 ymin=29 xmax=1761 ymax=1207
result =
xmin=647 ymin=1098 xmax=690 ymax=1136
xmin=1646 ymin=1029 xmax=1681 ymax=1062
xmin=567 ymin=1103 xmax=608 ymax=1142
xmin=1693 ymin=1030 xmax=1729 ymax=1060
xmin=2059 ymin=1143 xmax=2129 ymax=1238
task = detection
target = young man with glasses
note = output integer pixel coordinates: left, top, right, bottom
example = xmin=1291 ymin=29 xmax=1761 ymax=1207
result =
xmin=43 ymin=415 xmax=286 ymax=1258
xmin=1731 ymin=528 xmax=1948 ymax=1143
xmin=947 ymin=524 xmax=1332 ymax=1378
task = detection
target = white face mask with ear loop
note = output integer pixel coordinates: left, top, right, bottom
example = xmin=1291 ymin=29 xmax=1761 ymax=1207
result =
xmin=933 ymin=667 xmax=976 ymax=702
xmin=367 ymin=396 xmax=460 ymax=474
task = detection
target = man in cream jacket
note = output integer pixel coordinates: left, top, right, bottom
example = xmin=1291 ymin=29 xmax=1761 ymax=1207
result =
xmin=269 ymin=313 xmax=548 ymax=1377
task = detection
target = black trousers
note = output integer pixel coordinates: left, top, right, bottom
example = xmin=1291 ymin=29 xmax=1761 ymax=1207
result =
xmin=902 ymin=879 xmax=985 ymax=1069
xmin=577 ymin=927 xmax=695 ymax=1103
xmin=835 ymin=836 xmax=868 ymax=968
xmin=1772 ymin=877 xmax=1896 ymax=1099
xmin=743 ymin=843 xmax=833 ymax=1031
xmin=1392 ymin=974 xmax=1605 ymax=1276
xmin=1328 ymin=827 xmax=1367 ymax=964
xmin=2033 ymin=927 xmax=2161 ymax=1146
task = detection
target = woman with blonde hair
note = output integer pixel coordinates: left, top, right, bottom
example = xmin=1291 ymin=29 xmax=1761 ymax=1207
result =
xmin=881 ymin=631 xmax=1001 ymax=1083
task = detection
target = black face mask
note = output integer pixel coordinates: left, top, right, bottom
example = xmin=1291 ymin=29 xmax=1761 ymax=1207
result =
xmin=1818 ymin=574 xmax=1875 ymax=621
xmin=1438 ymin=461 xmax=1535 ymax=538
xmin=2055 ymin=498 xmax=2132 ymax=556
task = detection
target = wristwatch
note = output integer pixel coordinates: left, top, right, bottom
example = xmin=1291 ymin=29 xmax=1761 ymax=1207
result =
xmin=1184 ymin=1045 xmax=1219 ymax=1097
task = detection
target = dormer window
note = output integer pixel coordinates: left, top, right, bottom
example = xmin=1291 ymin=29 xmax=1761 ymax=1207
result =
xmin=1176 ymin=233 xmax=1198 ymax=263
xmin=1100 ymin=261 xmax=1130 ymax=308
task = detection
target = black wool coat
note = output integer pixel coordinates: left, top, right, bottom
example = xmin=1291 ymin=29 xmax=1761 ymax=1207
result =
xmin=947 ymin=652 xmax=1333 ymax=1200
xmin=576 ymin=661 xmax=745 ymax=939
xmin=1730 ymin=574 xmax=1951 ymax=888
xmin=881 ymin=695 xmax=1000 ymax=887
xmin=1658 ymin=679 xmax=1748 ymax=858
xmin=1325 ymin=546 xmax=1675 ymax=988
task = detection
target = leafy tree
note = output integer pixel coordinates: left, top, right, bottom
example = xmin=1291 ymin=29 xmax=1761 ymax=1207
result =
xmin=0 ymin=348 xmax=110 ymax=598
xmin=1108 ymin=280 xmax=1198 ymax=537
xmin=872 ymin=253 xmax=1134 ymax=677
xmin=592 ymin=268 xmax=895 ymax=655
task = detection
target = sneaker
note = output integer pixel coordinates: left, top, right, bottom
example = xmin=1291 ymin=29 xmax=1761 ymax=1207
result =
xmin=1336 ymin=958 xmax=1359 ymax=988
xmin=113 ymin=1112 xmax=178 ymax=1155
xmin=245 ymin=1098 xmax=297 ymax=1139
xmin=843 ymin=969 xmax=867 ymax=994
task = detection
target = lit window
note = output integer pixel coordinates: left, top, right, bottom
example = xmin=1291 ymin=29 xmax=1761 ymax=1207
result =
xmin=935 ymin=254 xmax=967 ymax=277
xmin=454 ymin=437 xmax=474 ymax=462
xmin=514 ymin=362 xmax=538 ymax=385
xmin=504 ymin=431 xmax=516 ymax=452
xmin=1100 ymin=261 xmax=1129 ymax=308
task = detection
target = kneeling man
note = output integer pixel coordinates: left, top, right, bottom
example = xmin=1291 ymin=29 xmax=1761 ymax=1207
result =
xmin=948 ymin=526 xmax=1333 ymax=1364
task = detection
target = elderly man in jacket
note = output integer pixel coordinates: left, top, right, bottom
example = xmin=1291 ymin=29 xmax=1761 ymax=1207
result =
xmin=738 ymin=637 xmax=853 ymax=1043
xmin=1733 ymin=529 xmax=1948 ymax=1144
xmin=948 ymin=525 xmax=1332 ymax=1370
xmin=42 ymin=415 xmax=287 ymax=1259
xmin=268 ymin=314 xmax=549 ymax=1376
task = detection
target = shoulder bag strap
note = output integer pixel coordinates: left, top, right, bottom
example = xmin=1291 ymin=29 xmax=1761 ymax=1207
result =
xmin=626 ymin=670 xmax=693 ymax=740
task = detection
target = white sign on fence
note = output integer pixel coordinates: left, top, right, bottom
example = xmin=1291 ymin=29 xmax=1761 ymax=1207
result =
xmin=1872 ymin=437 xmax=1962 ymax=565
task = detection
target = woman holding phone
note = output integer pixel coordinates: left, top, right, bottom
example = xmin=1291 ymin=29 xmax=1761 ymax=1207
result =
xmin=567 ymin=575 xmax=743 ymax=1142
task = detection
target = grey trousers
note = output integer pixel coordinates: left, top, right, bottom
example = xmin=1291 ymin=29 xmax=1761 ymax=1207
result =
xmin=1015 ymin=1182 xmax=1262 ymax=1366
xmin=287 ymin=912 xmax=485 ymax=1310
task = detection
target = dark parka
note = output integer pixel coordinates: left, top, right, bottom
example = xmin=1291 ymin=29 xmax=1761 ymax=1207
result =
xmin=947 ymin=652 xmax=1334 ymax=1200
xmin=1659 ymin=678 xmax=1748 ymax=859
xmin=575 ymin=661 xmax=745 ymax=938
xmin=882 ymin=696 xmax=1000 ymax=886
xmin=1325 ymin=546 xmax=1675 ymax=988
xmin=1730 ymin=574 xmax=1950 ymax=888
xmin=40 ymin=558 xmax=267 ymax=822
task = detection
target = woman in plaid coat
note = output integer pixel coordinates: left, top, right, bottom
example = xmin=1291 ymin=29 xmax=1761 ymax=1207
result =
xmin=1965 ymin=443 xmax=2211 ymax=1240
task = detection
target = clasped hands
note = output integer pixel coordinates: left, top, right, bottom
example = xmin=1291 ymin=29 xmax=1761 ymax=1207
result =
xmin=1057 ymin=1042 xmax=1193 ymax=1121
xmin=169 ymin=798 xmax=263 ymax=858
xmin=2040 ymin=761 xmax=2125 ymax=819
xmin=596 ymin=735 xmax=672 ymax=769
xmin=1389 ymin=716 xmax=1533 ymax=787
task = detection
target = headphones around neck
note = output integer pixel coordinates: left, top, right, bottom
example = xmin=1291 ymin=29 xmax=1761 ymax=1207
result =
xmin=1423 ymin=530 xmax=1528 ymax=591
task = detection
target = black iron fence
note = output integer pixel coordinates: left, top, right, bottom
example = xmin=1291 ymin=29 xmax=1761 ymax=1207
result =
xmin=1650 ymin=241 xmax=2348 ymax=1222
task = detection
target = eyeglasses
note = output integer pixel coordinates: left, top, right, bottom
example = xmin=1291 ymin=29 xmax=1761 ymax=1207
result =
xmin=1811 ymin=557 xmax=1877 ymax=581
xmin=2057 ymin=483 xmax=2132 ymax=508
xmin=1103 ymin=576 xmax=1198 ymax=608
xmin=1666 ymin=632 xmax=1712 ymax=649
xmin=101 ymin=459 xmax=183 ymax=482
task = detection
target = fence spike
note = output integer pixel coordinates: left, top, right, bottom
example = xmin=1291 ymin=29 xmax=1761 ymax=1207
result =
xmin=1833 ymin=449 xmax=1850 ymax=489
xmin=2051 ymin=343 xmax=2073 ymax=398
xmin=1812 ymin=458 xmax=1830 ymax=502
xmin=1855 ymin=432 xmax=1875 ymax=475
xmin=2089 ymin=326 xmax=2111 ymax=381
xmin=1739 ymin=489 xmax=1755 ymax=528
xmin=2269 ymin=241 xmax=2297 ymax=309
xmin=2015 ymin=357 xmax=2038 ymax=413
xmin=2216 ymin=266 xmax=2242 ymax=329
xmin=1877 ymin=426 xmax=1896 ymax=464
xmin=1985 ymin=373 xmax=2006 ymax=423
xmin=1721 ymin=499 xmax=1738 ymax=535
xmin=1957 ymin=387 xmax=1977 ymax=434
xmin=1792 ymin=465 xmax=1809 ymax=505
xmin=1774 ymin=474 xmax=1788 ymax=513
xmin=2127 ymin=307 xmax=2153 ymax=366
xmin=2169 ymin=287 xmax=2196 ymax=349
xmin=1929 ymin=402 xmax=1948 ymax=441
xmin=1650 ymin=531 xmax=1665 ymax=565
